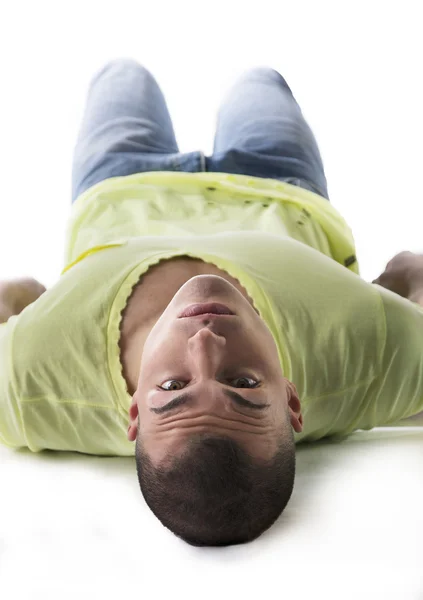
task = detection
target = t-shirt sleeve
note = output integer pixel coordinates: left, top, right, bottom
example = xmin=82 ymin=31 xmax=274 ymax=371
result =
xmin=0 ymin=316 xmax=28 ymax=449
xmin=360 ymin=284 xmax=423 ymax=428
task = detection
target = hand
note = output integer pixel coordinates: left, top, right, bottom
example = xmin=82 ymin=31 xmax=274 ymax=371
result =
xmin=372 ymin=251 xmax=423 ymax=300
xmin=0 ymin=277 xmax=47 ymax=315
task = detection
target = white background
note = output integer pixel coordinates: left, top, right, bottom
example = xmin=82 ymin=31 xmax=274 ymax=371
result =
xmin=0 ymin=1 xmax=422 ymax=599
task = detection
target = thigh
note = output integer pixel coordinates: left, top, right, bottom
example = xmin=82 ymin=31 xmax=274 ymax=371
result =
xmin=206 ymin=149 xmax=329 ymax=200
xmin=71 ymin=58 xmax=197 ymax=202
xmin=211 ymin=67 xmax=330 ymax=200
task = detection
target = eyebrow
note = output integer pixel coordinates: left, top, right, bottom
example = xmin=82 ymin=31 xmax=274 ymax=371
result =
xmin=150 ymin=388 xmax=270 ymax=415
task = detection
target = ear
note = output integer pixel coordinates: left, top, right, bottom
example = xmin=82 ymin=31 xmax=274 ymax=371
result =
xmin=285 ymin=379 xmax=303 ymax=433
xmin=127 ymin=395 xmax=139 ymax=442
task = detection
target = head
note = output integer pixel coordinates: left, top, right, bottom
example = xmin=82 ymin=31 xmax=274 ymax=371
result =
xmin=127 ymin=274 xmax=303 ymax=546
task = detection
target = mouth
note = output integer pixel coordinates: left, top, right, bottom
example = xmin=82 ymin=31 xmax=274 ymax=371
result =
xmin=178 ymin=302 xmax=235 ymax=318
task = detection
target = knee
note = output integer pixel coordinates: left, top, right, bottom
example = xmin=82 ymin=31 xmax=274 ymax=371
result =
xmin=104 ymin=56 xmax=137 ymax=66
xmin=239 ymin=66 xmax=282 ymax=80
xmin=97 ymin=57 xmax=150 ymax=77
xmin=240 ymin=66 xmax=292 ymax=89
xmin=89 ymin=58 xmax=152 ymax=87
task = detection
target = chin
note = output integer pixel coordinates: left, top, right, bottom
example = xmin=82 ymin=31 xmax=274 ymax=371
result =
xmin=180 ymin=277 xmax=256 ymax=312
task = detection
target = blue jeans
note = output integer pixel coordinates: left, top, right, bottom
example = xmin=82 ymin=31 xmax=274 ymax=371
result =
xmin=71 ymin=58 xmax=330 ymax=204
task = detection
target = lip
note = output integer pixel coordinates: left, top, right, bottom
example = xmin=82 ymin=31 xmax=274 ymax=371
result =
xmin=178 ymin=302 xmax=234 ymax=318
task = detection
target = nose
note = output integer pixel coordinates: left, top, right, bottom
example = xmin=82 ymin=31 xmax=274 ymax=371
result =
xmin=187 ymin=327 xmax=226 ymax=377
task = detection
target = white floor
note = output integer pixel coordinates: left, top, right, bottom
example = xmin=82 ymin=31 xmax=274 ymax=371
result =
xmin=1 ymin=1 xmax=423 ymax=599
xmin=1 ymin=417 xmax=422 ymax=599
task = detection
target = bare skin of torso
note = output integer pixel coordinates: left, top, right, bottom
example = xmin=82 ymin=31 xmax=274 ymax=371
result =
xmin=118 ymin=256 xmax=256 ymax=396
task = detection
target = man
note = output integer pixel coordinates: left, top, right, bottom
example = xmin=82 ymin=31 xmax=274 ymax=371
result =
xmin=1 ymin=58 xmax=423 ymax=548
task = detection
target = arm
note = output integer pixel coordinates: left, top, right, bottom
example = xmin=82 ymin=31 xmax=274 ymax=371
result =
xmin=0 ymin=283 xmax=18 ymax=324
xmin=0 ymin=300 xmax=15 ymax=324
xmin=0 ymin=278 xmax=46 ymax=324
xmin=406 ymin=280 xmax=423 ymax=308
xmin=372 ymin=252 xmax=423 ymax=420
xmin=372 ymin=251 xmax=423 ymax=308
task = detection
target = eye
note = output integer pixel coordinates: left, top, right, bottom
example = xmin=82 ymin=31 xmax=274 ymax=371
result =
xmin=232 ymin=376 xmax=260 ymax=388
xmin=158 ymin=379 xmax=183 ymax=392
xmin=158 ymin=376 xmax=260 ymax=391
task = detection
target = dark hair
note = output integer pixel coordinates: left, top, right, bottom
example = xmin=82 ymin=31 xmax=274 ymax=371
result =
xmin=135 ymin=425 xmax=296 ymax=547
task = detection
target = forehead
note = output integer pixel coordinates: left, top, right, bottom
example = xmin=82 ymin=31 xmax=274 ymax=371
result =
xmin=141 ymin=421 xmax=280 ymax=467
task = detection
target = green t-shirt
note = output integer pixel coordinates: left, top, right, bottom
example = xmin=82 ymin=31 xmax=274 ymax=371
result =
xmin=1 ymin=171 xmax=421 ymax=455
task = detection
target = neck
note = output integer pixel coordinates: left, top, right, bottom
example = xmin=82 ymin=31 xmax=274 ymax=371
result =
xmin=120 ymin=315 xmax=157 ymax=397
